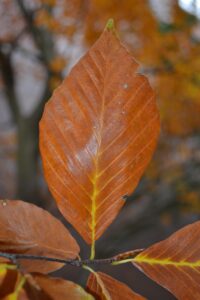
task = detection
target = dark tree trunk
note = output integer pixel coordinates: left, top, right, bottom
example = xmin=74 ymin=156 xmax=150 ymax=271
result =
xmin=16 ymin=117 xmax=40 ymax=203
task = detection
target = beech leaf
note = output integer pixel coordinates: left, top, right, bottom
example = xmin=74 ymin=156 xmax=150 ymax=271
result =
xmin=23 ymin=274 xmax=94 ymax=300
xmin=0 ymin=265 xmax=18 ymax=299
xmin=0 ymin=200 xmax=79 ymax=273
xmin=40 ymin=22 xmax=160 ymax=246
xmin=87 ymin=271 xmax=146 ymax=300
xmin=132 ymin=221 xmax=200 ymax=300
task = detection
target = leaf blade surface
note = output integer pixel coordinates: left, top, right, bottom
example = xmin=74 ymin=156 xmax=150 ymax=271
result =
xmin=23 ymin=274 xmax=94 ymax=300
xmin=40 ymin=25 xmax=160 ymax=244
xmin=0 ymin=200 xmax=79 ymax=273
xmin=133 ymin=221 xmax=200 ymax=300
xmin=87 ymin=271 xmax=146 ymax=300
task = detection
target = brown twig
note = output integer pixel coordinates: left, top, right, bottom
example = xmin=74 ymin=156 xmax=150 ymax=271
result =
xmin=0 ymin=249 xmax=143 ymax=268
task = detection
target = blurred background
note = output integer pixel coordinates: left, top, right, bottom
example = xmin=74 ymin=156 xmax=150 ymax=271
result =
xmin=0 ymin=0 xmax=200 ymax=299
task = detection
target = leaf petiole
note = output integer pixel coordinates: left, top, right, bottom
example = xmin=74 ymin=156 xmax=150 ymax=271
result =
xmin=112 ymin=258 xmax=135 ymax=266
xmin=90 ymin=241 xmax=95 ymax=260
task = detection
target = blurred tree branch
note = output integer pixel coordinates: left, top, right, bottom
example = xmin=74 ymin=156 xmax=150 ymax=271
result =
xmin=0 ymin=0 xmax=62 ymax=201
xmin=0 ymin=47 xmax=20 ymax=123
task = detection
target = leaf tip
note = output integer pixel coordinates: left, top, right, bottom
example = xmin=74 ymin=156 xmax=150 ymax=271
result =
xmin=105 ymin=19 xmax=115 ymax=32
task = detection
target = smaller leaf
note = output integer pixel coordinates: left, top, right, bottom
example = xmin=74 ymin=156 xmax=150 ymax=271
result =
xmin=0 ymin=265 xmax=18 ymax=298
xmin=133 ymin=221 xmax=200 ymax=300
xmin=23 ymin=274 xmax=94 ymax=300
xmin=0 ymin=200 xmax=80 ymax=273
xmin=1 ymin=271 xmax=94 ymax=300
xmin=87 ymin=271 xmax=146 ymax=300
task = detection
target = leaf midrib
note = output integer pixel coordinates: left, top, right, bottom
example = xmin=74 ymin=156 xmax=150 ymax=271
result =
xmin=134 ymin=256 xmax=200 ymax=268
xmin=90 ymin=50 xmax=107 ymax=254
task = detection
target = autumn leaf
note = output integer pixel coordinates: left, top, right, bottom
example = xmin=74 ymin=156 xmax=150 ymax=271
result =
xmin=0 ymin=264 xmax=18 ymax=299
xmin=87 ymin=271 xmax=146 ymax=300
xmin=0 ymin=270 xmax=93 ymax=300
xmin=39 ymin=20 xmax=160 ymax=254
xmin=132 ymin=221 xmax=200 ymax=300
xmin=0 ymin=200 xmax=79 ymax=273
xmin=22 ymin=274 xmax=94 ymax=300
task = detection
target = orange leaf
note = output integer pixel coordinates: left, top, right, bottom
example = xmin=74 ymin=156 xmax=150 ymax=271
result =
xmin=133 ymin=221 xmax=200 ymax=300
xmin=87 ymin=271 xmax=146 ymax=300
xmin=40 ymin=21 xmax=160 ymax=250
xmin=0 ymin=267 xmax=94 ymax=300
xmin=0 ymin=265 xmax=18 ymax=299
xmin=23 ymin=274 xmax=94 ymax=300
xmin=0 ymin=200 xmax=79 ymax=273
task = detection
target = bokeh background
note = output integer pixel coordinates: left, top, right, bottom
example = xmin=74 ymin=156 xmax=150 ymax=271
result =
xmin=0 ymin=0 xmax=200 ymax=299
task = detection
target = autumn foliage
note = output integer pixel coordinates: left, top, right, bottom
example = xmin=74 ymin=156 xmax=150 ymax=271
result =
xmin=0 ymin=20 xmax=200 ymax=300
